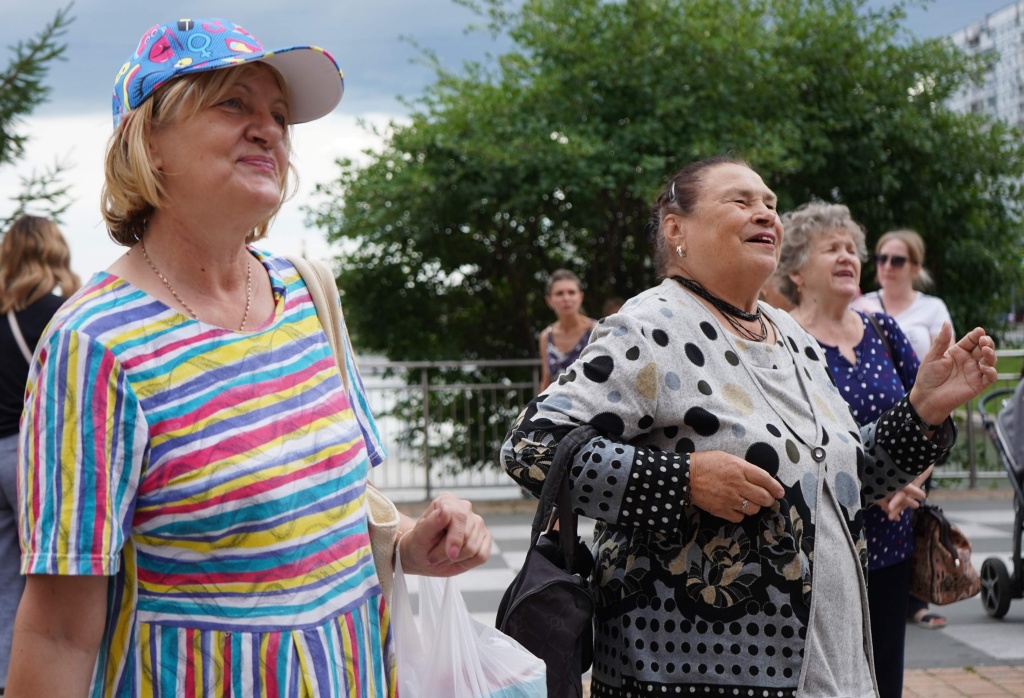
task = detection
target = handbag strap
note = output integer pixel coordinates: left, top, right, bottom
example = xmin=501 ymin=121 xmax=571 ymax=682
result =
xmin=917 ymin=503 xmax=962 ymax=567
xmin=6 ymin=310 xmax=33 ymax=363
xmin=284 ymin=255 xmax=351 ymax=393
xmin=865 ymin=312 xmax=897 ymax=369
xmin=530 ymin=424 xmax=599 ymax=570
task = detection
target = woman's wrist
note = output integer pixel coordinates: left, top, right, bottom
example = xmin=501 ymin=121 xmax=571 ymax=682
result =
xmin=906 ymin=387 xmax=948 ymax=431
xmin=890 ymin=395 xmax=956 ymax=449
xmin=392 ymin=530 xmax=407 ymax=568
xmin=906 ymin=398 xmax=943 ymax=433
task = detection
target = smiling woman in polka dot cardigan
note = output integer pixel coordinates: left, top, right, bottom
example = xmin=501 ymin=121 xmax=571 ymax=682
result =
xmin=501 ymin=156 xmax=997 ymax=698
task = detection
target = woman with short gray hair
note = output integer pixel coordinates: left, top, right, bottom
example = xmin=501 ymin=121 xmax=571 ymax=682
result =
xmin=775 ymin=202 xmax=868 ymax=306
xmin=779 ymin=201 xmax=932 ymax=698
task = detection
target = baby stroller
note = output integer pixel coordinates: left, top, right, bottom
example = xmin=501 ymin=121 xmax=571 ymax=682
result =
xmin=976 ymin=388 xmax=1024 ymax=618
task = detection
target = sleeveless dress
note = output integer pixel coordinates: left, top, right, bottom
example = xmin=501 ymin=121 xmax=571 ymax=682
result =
xmin=545 ymin=322 xmax=595 ymax=381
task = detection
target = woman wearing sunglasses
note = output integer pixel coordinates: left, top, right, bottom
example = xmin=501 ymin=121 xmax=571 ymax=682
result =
xmin=852 ymin=230 xmax=953 ymax=363
xmin=851 ymin=228 xmax=953 ymax=631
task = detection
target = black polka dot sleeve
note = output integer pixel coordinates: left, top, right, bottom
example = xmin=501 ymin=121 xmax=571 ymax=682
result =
xmin=572 ymin=438 xmax=691 ymax=532
xmin=859 ymin=394 xmax=955 ymax=502
xmin=501 ymin=414 xmax=693 ymax=535
xmin=500 ymin=310 xmax=694 ymax=535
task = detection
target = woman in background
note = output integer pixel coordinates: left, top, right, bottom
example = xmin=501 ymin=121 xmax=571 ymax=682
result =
xmin=851 ymin=229 xmax=953 ymax=366
xmin=538 ymin=268 xmax=596 ymax=391
xmin=851 ymin=228 xmax=953 ymax=629
xmin=778 ymin=203 xmax=932 ymax=698
xmin=0 ymin=215 xmax=80 ymax=691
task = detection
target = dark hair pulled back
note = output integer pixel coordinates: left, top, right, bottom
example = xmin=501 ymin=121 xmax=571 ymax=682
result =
xmin=648 ymin=155 xmax=750 ymax=276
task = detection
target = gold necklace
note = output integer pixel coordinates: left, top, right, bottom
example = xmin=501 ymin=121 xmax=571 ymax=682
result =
xmin=139 ymin=238 xmax=252 ymax=331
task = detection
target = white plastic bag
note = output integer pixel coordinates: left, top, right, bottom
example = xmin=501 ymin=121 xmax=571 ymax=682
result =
xmin=392 ymin=550 xmax=546 ymax=698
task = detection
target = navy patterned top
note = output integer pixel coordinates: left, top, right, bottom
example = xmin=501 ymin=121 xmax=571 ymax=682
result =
xmin=818 ymin=312 xmax=920 ymax=570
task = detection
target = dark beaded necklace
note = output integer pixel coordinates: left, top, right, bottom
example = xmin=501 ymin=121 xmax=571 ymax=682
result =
xmin=672 ymin=275 xmax=768 ymax=342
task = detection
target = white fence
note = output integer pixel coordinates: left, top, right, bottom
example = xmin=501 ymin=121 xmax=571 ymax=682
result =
xmin=360 ymin=359 xmax=540 ymax=502
xmin=360 ymin=351 xmax=1024 ymax=502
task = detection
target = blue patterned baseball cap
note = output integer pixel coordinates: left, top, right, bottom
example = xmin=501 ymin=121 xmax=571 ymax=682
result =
xmin=112 ymin=18 xmax=344 ymax=128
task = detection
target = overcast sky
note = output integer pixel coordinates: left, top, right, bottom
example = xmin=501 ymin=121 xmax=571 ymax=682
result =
xmin=0 ymin=0 xmax=1017 ymax=279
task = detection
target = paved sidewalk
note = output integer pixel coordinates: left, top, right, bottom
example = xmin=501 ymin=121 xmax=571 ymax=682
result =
xmin=581 ymin=667 xmax=1024 ymax=696
xmin=411 ymin=485 xmax=1024 ymax=697
xmin=903 ymin=665 xmax=1024 ymax=696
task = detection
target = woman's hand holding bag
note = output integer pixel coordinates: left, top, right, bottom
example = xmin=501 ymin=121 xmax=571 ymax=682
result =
xmin=397 ymin=493 xmax=492 ymax=576
xmin=392 ymin=548 xmax=546 ymax=698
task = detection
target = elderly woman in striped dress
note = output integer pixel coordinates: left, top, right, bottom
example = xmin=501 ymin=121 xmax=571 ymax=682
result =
xmin=6 ymin=18 xmax=490 ymax=698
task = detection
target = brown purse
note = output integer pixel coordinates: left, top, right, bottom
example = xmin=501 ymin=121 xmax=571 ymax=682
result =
xmin=909 ymin=503 xmax=982 ymax=605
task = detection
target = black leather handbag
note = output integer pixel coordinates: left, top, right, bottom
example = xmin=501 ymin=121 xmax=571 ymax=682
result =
xmin=496 ymin=424 xmax=598 ymax=698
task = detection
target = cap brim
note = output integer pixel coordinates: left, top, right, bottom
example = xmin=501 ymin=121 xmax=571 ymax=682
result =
xmin=257 ymin=46 xmax=344 ymax=124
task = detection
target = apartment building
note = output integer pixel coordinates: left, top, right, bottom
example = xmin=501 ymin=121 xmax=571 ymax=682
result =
xmin=948 ymin=1 xmax=1024 ymax=126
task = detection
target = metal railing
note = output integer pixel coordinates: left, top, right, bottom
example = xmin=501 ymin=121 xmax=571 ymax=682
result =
xmin=943 ymin=348 xmax=1024 ymax=489
xmin=359 ymin=359 xmax=540 ymax=502
xmin=359 ymin=351 xmax=1024 ymax=501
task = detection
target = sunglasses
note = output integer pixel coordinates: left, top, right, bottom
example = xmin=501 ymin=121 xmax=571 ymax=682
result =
xmin=875 ymin=253 xmax=909 ymax=269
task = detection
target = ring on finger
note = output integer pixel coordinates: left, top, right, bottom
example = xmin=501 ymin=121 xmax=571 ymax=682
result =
xmin=740 ymin=498 xmax=749 ymax=512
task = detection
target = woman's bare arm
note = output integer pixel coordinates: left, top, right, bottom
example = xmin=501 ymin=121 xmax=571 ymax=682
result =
xmin=6 ymin=574 xmax=108 ymax=698
xmin=538 ymin=328 xmax=552 ymax=392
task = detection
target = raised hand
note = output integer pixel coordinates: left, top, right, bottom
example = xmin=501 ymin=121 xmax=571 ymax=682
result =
xmin=909 ymin=325 xmax=997 ymax=426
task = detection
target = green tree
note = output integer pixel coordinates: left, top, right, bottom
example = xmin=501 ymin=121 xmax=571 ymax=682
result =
xmin=0 ymin=4 xmax=74 ymax=228
xmin=312 ymin=0 xmax=1023 ymax=355
xmin=309 ymin=0 xmax=1024 ymax=470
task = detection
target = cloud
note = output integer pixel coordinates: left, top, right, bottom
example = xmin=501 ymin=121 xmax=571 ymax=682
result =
xmin=5 ymin=2 xmax=509 ymax=118
xmin=0 ymin=113 xmax=111 ymax=276
xmin=0 ymin=1 xmax=505 ymax=277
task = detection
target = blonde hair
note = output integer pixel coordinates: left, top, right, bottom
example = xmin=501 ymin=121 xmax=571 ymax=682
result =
xmin=875 ymin=228 xmax=933 ymax=290
xmin=101 ymin=62 xmax=298 ymax=246
xmin=0 ymin=215 xmax=81 ymax=313
xmin=777 ymin=202 xmax=868 ymax=305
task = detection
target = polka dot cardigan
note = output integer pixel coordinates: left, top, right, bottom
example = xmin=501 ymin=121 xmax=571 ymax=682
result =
xmin=501 ymin=279 xmax=952 ymax=696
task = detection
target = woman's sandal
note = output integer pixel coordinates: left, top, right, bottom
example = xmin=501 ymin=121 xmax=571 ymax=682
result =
xmin=910 ymin=611 xmax=947 ymax=629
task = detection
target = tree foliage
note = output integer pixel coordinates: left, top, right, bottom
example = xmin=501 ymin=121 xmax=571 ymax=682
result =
xmin=310 ymin=0 xmax=1024 ymax=360
xmin=0 ymin=4 xmax=74 ymax=228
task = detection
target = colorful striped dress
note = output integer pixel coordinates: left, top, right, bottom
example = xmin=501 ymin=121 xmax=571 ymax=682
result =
xmin=18 ymin=250 xmax=394 ymax=698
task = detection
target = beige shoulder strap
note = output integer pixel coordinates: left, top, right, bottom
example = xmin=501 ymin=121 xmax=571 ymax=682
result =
xmin=286 ymin=256 xmax=398 ymax=591
xmin=284 ymin=255 xmax=350 ymax=393
xmin=7 ymin=310 xmax=33 ymax=363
